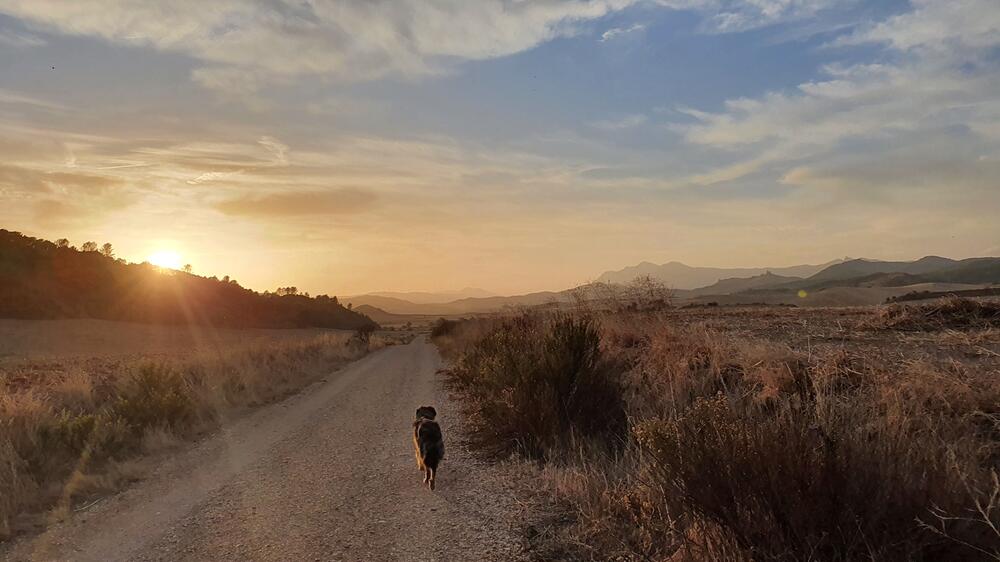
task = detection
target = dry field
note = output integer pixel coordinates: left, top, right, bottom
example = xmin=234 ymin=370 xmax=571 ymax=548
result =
xmin=433 ymin=298 xmax=1000 ymax=561
xmin=0 ymin=319 xmax=351 ymax=365
xmin=0 ymin=319 xmax=400 ymax=540
xmin=672 ymin=300 xmax=1000 ymax=368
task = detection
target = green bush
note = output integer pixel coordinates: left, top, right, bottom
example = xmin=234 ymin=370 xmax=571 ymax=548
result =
xmin=112 ymin=363 xmax=195 ymax=434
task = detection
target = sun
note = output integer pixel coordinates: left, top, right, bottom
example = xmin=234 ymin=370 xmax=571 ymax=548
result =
xmin=147 ymin=250 xmax=183 ymax=270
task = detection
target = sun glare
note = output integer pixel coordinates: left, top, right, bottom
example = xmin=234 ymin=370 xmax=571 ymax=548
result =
xmin=147 ymin=250 xmax=183 ymax=270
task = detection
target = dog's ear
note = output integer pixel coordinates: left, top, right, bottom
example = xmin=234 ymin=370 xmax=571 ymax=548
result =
xmin=426 ymin=406 xmax=437 ymax=419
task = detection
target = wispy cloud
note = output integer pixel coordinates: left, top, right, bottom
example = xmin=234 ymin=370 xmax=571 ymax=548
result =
xmin=655 ymin=0 xmax=845 ymax=32
xmin=600 ymin=23 xmax=645 ymax=42
xmin=214 ymin=189 xmax=378 ymax=217
xmin=671 ymin=0 xmax=1000 ymax=191
xmin=589 ymin=114 xmax=648 ymax=130
xmin=0 ymin=27 xmax=44 ymax=47
xmin=0 ymin=88 xmax=66 ymax=110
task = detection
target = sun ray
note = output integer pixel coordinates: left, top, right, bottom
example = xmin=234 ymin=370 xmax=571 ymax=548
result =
xmin=147 ymin=250 xmax=183 ymax=270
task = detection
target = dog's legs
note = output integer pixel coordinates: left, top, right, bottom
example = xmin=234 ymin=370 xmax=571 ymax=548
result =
xmin=428 ymin=467 xmax=436 ymax=491
xmin=422 ymin=467 xmax=429 ymax=484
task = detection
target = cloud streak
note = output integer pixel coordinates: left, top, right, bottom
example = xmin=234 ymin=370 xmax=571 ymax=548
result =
xmin=600 ymin=23 xmax=645 ymax=41
xmin=214 ymin=188 xmax=378 ymax=217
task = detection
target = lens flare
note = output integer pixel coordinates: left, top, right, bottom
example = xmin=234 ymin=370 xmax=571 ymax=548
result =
xmin=147 ymin=250 xmax=183 ymax=270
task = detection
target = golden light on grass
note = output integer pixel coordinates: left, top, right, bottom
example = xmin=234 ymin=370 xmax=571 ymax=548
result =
xmin=147 ymin=250 xmax=183 ymax=270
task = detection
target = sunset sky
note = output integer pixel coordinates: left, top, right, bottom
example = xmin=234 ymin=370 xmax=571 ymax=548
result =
xmin=1 ymin=0 xmax=998 ymax=296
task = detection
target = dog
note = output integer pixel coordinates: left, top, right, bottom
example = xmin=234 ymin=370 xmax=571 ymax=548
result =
xmin=413 ymin=406 xmax=445 ymax=490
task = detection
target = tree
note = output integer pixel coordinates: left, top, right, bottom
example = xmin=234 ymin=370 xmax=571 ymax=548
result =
xmin=81 ymin=241 xmax=98 ymax=252
xmin=182 ymin=264 xmax=193 ymax=274
xmin=100 ymin=243 xmax=114 ymax=257
xmin=55 ymin=238 xmax=70 ymax=248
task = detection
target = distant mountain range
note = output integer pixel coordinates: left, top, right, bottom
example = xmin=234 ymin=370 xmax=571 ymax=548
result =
xmin=353 ymin=288 xmax=495 ymax=304
xmin=804 ymin=256 xmax=958 ymax=283
xmin=595 ymin=259 xmax=846 ymax=289
xmin=344 ymin=291 xmax=570 ymax=316
xmin=783 ymin=257 xmax=1000 ymax=291
xmin=349 ymin=256 xmax=1000 ymax=320
xmin=687 ymin=271 xmax=803 ymax=296
xmin=695 ymin=257 xmax=1000 ymax=307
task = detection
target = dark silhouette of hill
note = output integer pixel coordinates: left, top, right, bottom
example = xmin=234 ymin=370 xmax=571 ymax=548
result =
xmin=804 ymin=256 xmax=958 ymax=283
xmin=923 ymin=257 xmax=1000 ymax=284
xmin=688 ymin=271 xmax=802 ymax=296
xmin=775 ymin=257 xmax=1000 ymax=292
xmin=0 ymin=230 xmax=376 ymax=330
xmin=596 ymin=259 xmax=844 ymax=289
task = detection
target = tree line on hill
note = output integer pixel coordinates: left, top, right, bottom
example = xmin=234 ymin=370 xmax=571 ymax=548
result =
xmin=0 ymin=230 xmax=377 ymax=330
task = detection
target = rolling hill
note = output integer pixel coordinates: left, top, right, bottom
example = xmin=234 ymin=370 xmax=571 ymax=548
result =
xmin=804 ymin=256 xmax=958 ymax=283
xmin=688 ymin=271 xmax=802 ymax=296
xmin=690 ymin=256 xmax=1000 ymax=306
xmin=0 ymin=230 xmax=377 ymax=330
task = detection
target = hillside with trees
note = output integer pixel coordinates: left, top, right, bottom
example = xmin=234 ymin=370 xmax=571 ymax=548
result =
xmin=0 ymin=230 xmax=376 ymax=330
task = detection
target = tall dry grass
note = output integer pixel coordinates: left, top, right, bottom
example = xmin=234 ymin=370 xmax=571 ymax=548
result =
xmin=435 ymin=306 xmax=1000 ymax=561
xmin=0 ymin=330 xmax=395 ymax=538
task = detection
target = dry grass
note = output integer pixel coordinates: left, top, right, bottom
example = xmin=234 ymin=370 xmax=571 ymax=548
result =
xmin=0 ymin=328 xmax=401 ymax=539
xmin=435 ymin=305 xmax=1000 ymax=561
xmin=869 ymin=296 xmax=1000 ymax=331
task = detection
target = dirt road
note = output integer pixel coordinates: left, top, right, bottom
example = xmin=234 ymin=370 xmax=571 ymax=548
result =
xmin=2 ymin=338 xmax=525 ymax=562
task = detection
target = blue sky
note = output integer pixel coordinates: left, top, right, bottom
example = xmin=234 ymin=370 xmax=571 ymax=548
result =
xmin=0 ymin=1 xmax=998 ymax=295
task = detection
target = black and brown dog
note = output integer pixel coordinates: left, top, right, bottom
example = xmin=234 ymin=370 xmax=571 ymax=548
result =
xmin=413 ymin=406 xmax=445 ymax=490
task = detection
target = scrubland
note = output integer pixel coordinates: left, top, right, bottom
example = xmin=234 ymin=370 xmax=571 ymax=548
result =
xmin=433 ymin=298 xmax=1000 ymax=561
xmin=0 ymin=321 xmax=398 ymax=539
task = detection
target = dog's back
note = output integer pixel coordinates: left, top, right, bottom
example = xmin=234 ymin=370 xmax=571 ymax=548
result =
xmin=417 ymin=419 xmax=444 ymax=469
xmin=413 ymin=406 xmax=445 ymax=490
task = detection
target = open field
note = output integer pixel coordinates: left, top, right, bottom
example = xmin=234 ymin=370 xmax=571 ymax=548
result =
xmin=433 ymin=298 xmax=1000 ymax=561
xmin=0 ymin=319 xmax=353 ymax=365
xmin=682 ymin=282 xmax=992 ymax=307
xmin=0 ymin=319 xmax=403 ymax=540
xmin=671 ymin=299 xmax=1000 ymax=366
